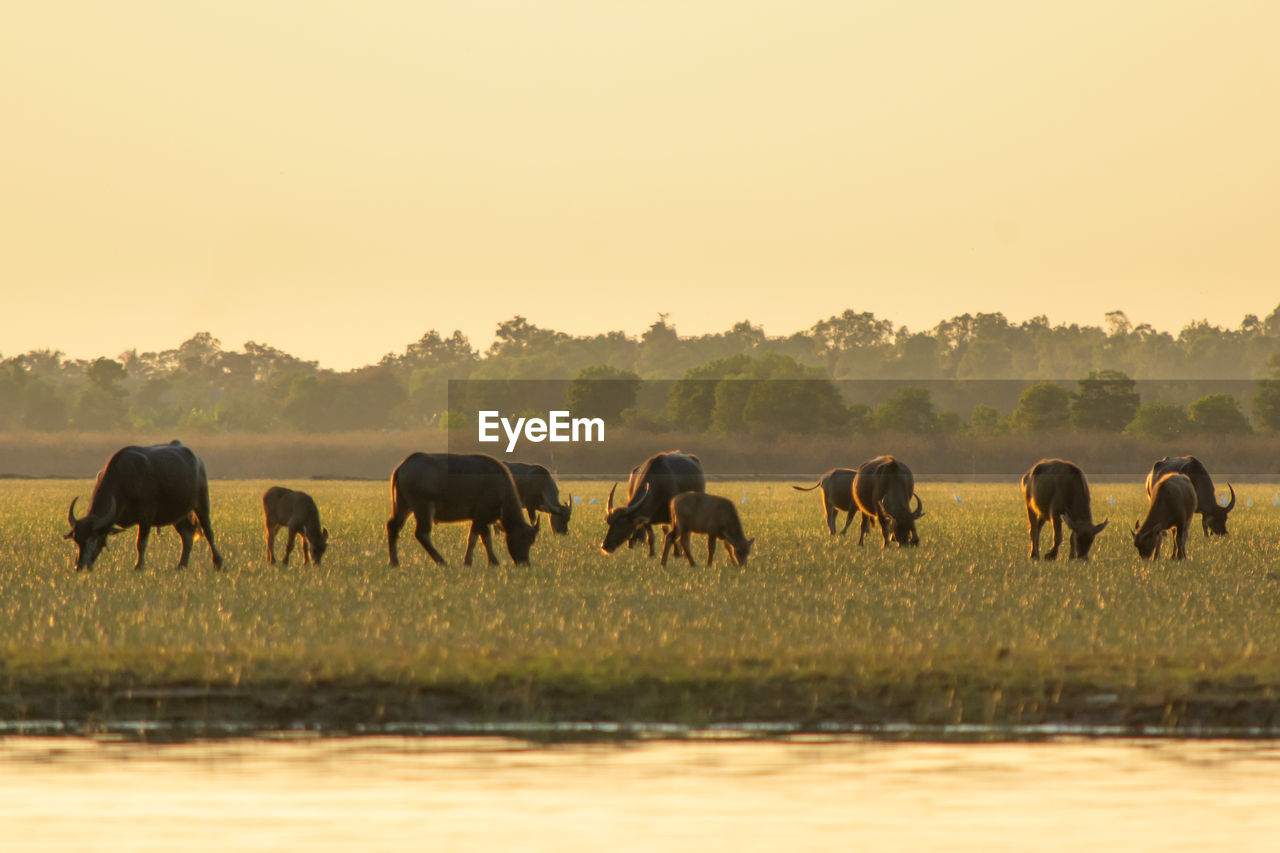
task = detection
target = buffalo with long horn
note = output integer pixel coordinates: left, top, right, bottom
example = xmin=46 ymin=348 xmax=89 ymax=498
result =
xmin=601 ymin=452 xmax=705 ymax=555
xmin=64 ymin=441 xmax=223 ymax=572
xmin=1145 ymin=456 xmax=1234 ymax=537
xmin=851 ymin=455 xmax=925 ymax=547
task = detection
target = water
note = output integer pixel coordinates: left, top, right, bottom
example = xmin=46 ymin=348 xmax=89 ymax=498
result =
xmin=3 ymin=735 xmax=1280 ymax=851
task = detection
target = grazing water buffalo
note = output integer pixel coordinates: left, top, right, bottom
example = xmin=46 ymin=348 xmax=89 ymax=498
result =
xmin=63 ymin=440 xmax=223 ymax=572
xmin=505 ymin=462 xmax=572 ymax=534
xmin=1021 ymin=458 xmax=1109 ymax=560
xmin=601 ymin=452 xmax=705 ymax=555
xmin=1146 ymin=456 xmax=1234 ymax=537
xmin=387 ymin=453 xmax=539 ymax=567
xmin=852 ymin=456 xmax=924 ymax=547
xmin=793 ymin=468 xmax=858 ymax=535
xmin=1133 ymin=472 xmax=1198 ymax=560
xmin=263 ymin=486 xmax=329 ymax=566
xmin=661 ymin=492 xmax=754 ymax=567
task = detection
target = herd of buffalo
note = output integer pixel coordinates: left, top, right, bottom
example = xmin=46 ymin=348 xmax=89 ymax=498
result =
xmin=61 ymin=441 xmax=1237 ymax=572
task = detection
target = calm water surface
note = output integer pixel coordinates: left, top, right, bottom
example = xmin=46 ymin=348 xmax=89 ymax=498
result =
xmin=3 ymin=736 xmax=1279 ymax=851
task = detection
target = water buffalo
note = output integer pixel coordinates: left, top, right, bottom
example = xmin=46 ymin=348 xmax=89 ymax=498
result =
xmin=504 ymin=462 xmax=572 ymax=534
xmin=852 ymin=456 xmax=924 ymax=547
xmin=1133 ymin=472 xmax=1198 ymax=560
xmin=263 ymin=486 xmax=329 ymax=566
xmin=387 ymin=453 xmax=539 ymax=567
xmin=1146 ymin=456 xmax=1234 ymax=537
xmin=601 ymin=452 xmax=705 ymax=555
xmin=793 ymin=468 xmax=858 ymax=535
xmin=1021 ymin=458 xmax=1109 ymax=560
xmin=660 ymin=492 xmax=754 ymax=567
xmin=63 ymin=440 xmax=223 ymax=571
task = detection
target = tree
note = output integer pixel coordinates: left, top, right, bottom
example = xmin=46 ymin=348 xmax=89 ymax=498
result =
xmin=874 ymin=387 xmax=938 ymax=435
xmin=1125 ymin=401 xmax=1193 ymax=441
xmin=566 ymin=365 xmax=641 ymax=422
xmin=21 ymin=378 xmax=68 ymax=430
xmin=1010 ymin=383 xmax=1071 ymax=433
xmin=1071 ymin=369 xmax=1140 ymax=432
xmin=1251 ymin=353 xmax=1280 ymax=432
xmin=74 ymin=358 xmax=130 ymax=430
xmin=1189 ymin=393 xmax=1252 ymax=435
xmin=970 ymin=404 xmax=1007 ymax=436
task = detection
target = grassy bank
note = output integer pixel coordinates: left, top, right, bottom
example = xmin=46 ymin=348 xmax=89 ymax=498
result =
xmin=3 ymin=480 xmax=1280 ymax=733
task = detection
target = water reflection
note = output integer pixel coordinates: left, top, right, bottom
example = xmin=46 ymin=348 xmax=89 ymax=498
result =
xmin=3 ymin=736 xmax=1279 ymax=851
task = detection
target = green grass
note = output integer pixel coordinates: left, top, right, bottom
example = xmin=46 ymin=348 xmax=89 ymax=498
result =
xmin=3 ymin=479 xmax=1280 ymax=730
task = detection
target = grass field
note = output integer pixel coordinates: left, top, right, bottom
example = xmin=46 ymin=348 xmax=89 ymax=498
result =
xmin=3 ymin=478 xmax=1280 ymax=733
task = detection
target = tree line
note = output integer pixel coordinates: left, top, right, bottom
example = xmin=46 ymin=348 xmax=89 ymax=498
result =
xmin=3 ymin=306 xmax=1280 ymax=435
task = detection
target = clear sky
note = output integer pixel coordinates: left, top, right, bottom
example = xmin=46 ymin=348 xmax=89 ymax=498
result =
xmin=2 ymin=1 xmax=1277 ymax=368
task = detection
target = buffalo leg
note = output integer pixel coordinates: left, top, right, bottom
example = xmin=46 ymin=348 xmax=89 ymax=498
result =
xmin=174 ymin=517 xmax=196 ymax=569
xmin=1201 ymin=515 xmax=1210 ymax=538
xmin=823 ymin=499 xmax=838 ymax=535
xmin=1045 ymin=515 xmax=1063 ymax=560
xmin=706 ymin=535 xmax=716 ymax=567
xmin=838 ymin=509 xmax=855 ymax=536
xmin=681 ymin=530 xmax=696 ymax=567
xmin=266 ymin=522 xmax=279 ymax=564
xmin=646 ymin=526 xmax=656 ymax=557
xmin=283 ymin=528 xmax=298 ymax=565
xmin=1174 ymin=523 xmax=1188 ymax=559
xmin=302 ymin=536 xmax=312 ymax=565
xmin=412 ymin=505 xmax=448 ymax=565
xmin=527 ymin=508 xmax=537 ymax=526
xmin=879 ymin=515 xmax=892 ymax=548
xmin=857 ymin=513 xmax=872 ymax=546
xmin=1026 ymin=506 xmax=1044 ymax=559
xmin=387 ymin=508 xmax=408 ymax=567
xmin=193 ymin=494 xmax=223 ymax=569
xmin=660 ymin=529 xmax=678 ymax=566
xmin=134 ymin=525 xmax=151 ymax=571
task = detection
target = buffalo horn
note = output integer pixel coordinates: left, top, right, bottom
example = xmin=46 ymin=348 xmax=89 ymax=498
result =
xmin=911 ymin=493 xmax=925 ymax=519
xmin=606 ymin=484 xmax=617 ymax=513
xmin=1224 ymin=484 xmax=1236 ymax=513
xmin=68 ymin=497 xmax=80 ymax=527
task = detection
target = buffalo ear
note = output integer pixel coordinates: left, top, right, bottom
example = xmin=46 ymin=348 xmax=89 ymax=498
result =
xmin=63 ymin=531 xmax=75 ymax=540
xmin=1094 ymin=519 xmax=1109 ymax=535
xmin=322 ymin=527 xmax=330 ymax=541
xmin=107 ymin=527 xmax=128 ymax=536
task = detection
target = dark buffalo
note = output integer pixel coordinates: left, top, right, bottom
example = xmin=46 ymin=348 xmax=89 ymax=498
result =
xmin=601 ymin=452 xmax=705 ymax=554
xmin=1146 ymin=456 xmax=1234 ymax=537
xmin=263 ymin=486 xmax=329 ymax=566
xmin=64 ymin=440 xmax=223 ymax=572
xmin=660 ymin=492 xmax=755 ymax=568
xmin=852 ymin=456 xmax=924 ymax=547
xmin=1021 ymin=458 xmax=1109 ymax=560
xmin=387 ymin=453 xmax=539 ymax=566
xmin=1133 ymin=472 xmax=1198 ymax=560
xmin=504 ymin=462 xmax=572 ymax=534
xmin=793 ymin=468 xmax=857 ymax=535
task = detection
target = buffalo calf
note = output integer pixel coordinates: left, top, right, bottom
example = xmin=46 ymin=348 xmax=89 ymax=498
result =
xmin=660 ymin=492 xmax=754 ymax=568
xmin=263 ymin=486 xmax=329 ymax=566
xmin=1133 ymin=473 xmax=1198 ymax=560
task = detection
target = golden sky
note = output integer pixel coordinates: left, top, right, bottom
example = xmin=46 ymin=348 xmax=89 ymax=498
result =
xmin=2 ymin=1 xmax=1277 ymax=368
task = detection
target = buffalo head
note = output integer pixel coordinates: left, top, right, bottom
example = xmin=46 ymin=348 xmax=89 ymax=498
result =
xmin=311 ymin=528 xmax=330 ymax=565
xmin=1205 ymin=484 xmax=1235 ymax=536
xmin=505 ymin=515 xmax=540 ymax=564
xmin=64 ymin=496 xmax=122 ymax=571
xmin=1063 ymin=512 xmax=1108 ymax=559
xmin=878 ymin=493 xmax=925 ymax=546
xmin=1131 ymin=520 xmax=1161 ymax=560
xmin=601 ymin=483 xmax=650 ymax=553
xmin=550 ymin=497 xmax=573 ymax=535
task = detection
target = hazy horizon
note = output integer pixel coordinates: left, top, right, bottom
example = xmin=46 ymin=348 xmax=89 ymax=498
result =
xmin=4 ymin=1 xmax=1278 ymax=369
